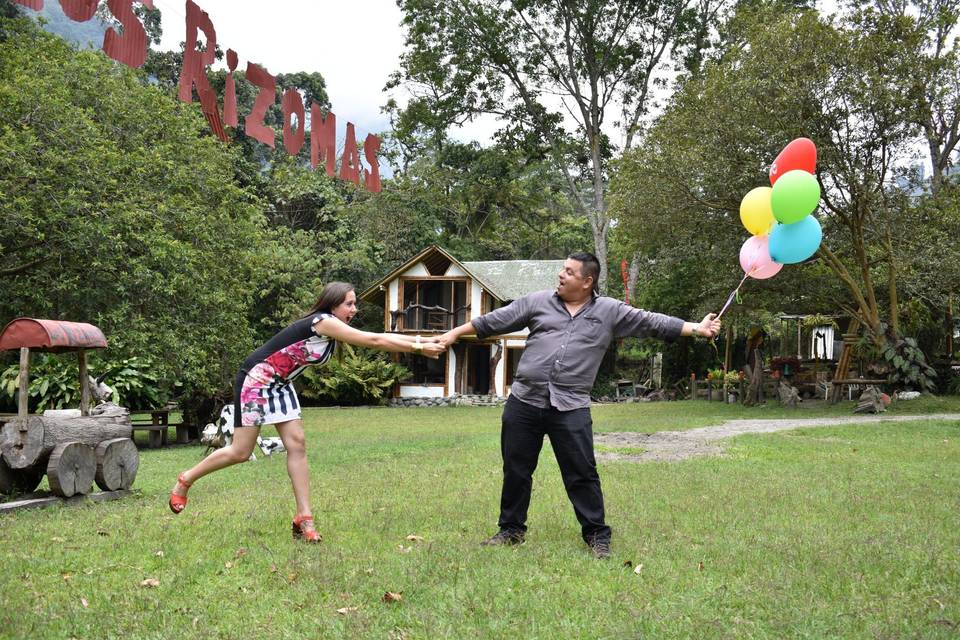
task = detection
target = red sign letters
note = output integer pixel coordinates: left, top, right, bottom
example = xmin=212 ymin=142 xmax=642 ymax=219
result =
xmin=13 ymin=0 xmax=382 ymax=192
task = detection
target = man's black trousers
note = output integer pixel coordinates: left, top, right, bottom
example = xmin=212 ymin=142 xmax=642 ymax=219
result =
xmin=497 ymin=395 xmax=612 ymax=543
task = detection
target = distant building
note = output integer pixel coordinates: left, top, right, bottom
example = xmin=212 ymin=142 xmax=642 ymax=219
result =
xmin=360 ymin=245 xmax=563 ymax=399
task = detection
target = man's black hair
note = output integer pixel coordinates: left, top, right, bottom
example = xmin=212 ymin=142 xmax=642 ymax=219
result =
xmin=568 ymin=252 xmax=601 ymax=294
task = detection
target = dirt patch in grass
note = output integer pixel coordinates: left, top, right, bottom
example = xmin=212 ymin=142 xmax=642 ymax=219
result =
xmin=595 ymin=413 xmax=960 ymax=462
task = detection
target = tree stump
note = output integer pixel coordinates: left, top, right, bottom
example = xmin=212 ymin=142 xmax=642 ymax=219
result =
xmin=0 ymin=457 xmax=43 ymax=495
xmin=0 ymin=406 xmax=131 ymax=470
xmin=743 ymin=362 xmax=764 ymax=407
xmin=854 ymin=386 xmax=885 ymax=414
xmin=778 ymin=380 xmax=800 ymax=408
xmin=46 ymin=442 xmax=96 ymax=497
xmin=94 ymin=438 xmax=139 ymax=491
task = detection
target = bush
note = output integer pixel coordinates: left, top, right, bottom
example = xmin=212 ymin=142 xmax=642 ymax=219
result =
xmin=883 ymin=337 xmax=937 ymax=393
xmin=0 ymin=354 xmax=169 ymax=412
xmin=297 ymin=345 xmax=409 ymax=406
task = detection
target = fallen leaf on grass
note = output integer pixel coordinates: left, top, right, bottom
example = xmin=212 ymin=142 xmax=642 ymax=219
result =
xmin=155 ymin=551 xmax=164 ymax=558
xmin=405 ymin=535 xmax=424 ymax=542
xmin=697 ymin=561 xmax=704 ymax=572
xmin=286 ymin=572 xmax=299 ymax=584
xmin=140 ymin=578 xmax=160 ymax=588
xmin=234 ymin=548 xmax=248 ymax=559
xmin=397 ymin=545 xmax=412 ymax=554
xmin=364 ymin=568 xmax=374 ymax=575
xmin=382 ymin=591 xmax=403 ymax=603
xmin=934 ymin=619 xmax=956 ymax=628
xmin=634 ymin=564 xmax=644 ymax=575
xmin=622 ymin=560 xmax=633 ymax=567
xmin=80 ymin=598 xmax=89 ymax=608
xmin=336 ymin=606 xmax=359 ymax=615
xmin=270 ymin=564 xmax=278 ymax=573
xmin=224 ymin=562 xmax=234 ymax=569
xmin=62 ymin=573 xmax=72 ymax=582
xmin=51 ymin=537 xmax=65 ymax=543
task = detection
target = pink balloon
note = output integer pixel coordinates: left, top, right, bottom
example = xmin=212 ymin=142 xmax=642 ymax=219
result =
xmin=739 ymin=235 xmax=783 ymax=279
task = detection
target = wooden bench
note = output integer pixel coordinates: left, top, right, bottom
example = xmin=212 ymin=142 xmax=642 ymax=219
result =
xmin=130 ymin=409 xmax=193 ymax=448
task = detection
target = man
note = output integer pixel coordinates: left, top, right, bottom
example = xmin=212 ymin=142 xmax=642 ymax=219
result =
xmin=438 ymin=252 xmax=720 ymax=559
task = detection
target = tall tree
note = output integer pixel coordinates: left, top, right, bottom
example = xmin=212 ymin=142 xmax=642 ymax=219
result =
xmin=848 ymin=0 xmax=960 ymax=194
xmin=0 ymin=12 xmax=265 ymax=400
xmin=390 ymin=0 xmax=730 ymax=291
xmin=612 ymin=1 xmax=957 ymax=360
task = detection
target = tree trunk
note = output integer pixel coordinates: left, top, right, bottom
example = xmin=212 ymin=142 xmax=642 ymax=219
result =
xmin=489 ymin=343 xmax=503 ymax=396
xmin=0 ymin=406 xmax=131 ymax=470
xmin=47 ymin=442 xmax=96 ymax=497
xmin=885 ymin=230 xmax=900 ymax=338
xmin=947 ymin=293 xmax=954 ymax=356
xmin=743 ymin=349 xmax=763 ymax=407
xmin=95 ymin=438 xmax=139 ymax=491
xmin=627 ymin=251 xmax=642 ymax=306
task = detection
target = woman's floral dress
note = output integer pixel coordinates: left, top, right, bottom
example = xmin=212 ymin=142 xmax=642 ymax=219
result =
xmin=232 ymin=313 xmax=336 ymax=428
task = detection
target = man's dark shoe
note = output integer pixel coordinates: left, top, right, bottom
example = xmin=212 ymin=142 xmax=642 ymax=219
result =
xmin=587 ymin=538 xmax=611 ymax=559
xmin=480 ymin=530 xmax=525 ymax=546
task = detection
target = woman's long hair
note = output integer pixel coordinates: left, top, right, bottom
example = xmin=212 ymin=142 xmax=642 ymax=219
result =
xmin=304 ymin=282 xmax=355 ymax=362
xmin=304 ymin=282 xmax=355 ymax=317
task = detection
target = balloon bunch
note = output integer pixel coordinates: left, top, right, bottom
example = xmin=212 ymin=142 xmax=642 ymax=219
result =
xmin=717 ymin=138 xmax=822 ymax=319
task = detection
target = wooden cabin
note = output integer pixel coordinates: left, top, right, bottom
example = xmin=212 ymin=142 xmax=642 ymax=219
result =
xmin=359 ymin=245 xmax=563 ymax=399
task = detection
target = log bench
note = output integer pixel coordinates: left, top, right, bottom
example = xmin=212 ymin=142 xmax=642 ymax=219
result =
xmin=130 ymin=409 xmax=193 ymax=448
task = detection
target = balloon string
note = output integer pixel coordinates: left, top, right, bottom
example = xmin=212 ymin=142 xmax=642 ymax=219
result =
xmin=716 ymin=269 xmax=753 ymax=320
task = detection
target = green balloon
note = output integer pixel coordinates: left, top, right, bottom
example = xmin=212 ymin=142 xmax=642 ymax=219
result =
xmin=771 ymin=170 xmax=820 ymax=224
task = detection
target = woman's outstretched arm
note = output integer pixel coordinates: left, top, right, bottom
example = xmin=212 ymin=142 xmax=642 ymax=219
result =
xmin=313 ymin=317 xmax=446 ymax=358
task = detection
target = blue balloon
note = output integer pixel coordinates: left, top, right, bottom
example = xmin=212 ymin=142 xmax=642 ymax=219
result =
xmin=768 ymin=215 xmax=822 ymax=264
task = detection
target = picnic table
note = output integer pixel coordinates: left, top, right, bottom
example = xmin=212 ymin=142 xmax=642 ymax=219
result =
xmin=130 ymin=409 xmax=195 ymax=448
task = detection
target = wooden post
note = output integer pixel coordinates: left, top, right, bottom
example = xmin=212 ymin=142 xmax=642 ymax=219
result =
xmin=723 ymin=324 xmax=734 ymax=372
xmin=691 ymin=377 xmax=698 ymax=400
xmin=948 ymin=293 xmax=954 ymax=356
xmin=18 ymin=348 xmax=29 ymax=421
xmin=78 ymin=350 xmax=90 ymax=417
xmin=796 ymin=318 xmax=802 ymax=359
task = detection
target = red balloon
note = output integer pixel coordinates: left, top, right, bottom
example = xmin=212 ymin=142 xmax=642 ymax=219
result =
xmin=769 ymin=137 xmax=817 ymax=185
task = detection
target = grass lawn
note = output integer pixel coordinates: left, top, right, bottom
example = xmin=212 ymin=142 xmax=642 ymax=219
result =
xmin=1 ymin=397 xmax=958 ymax=639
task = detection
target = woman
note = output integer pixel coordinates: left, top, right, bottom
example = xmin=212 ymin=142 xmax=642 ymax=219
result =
xmin=169 ymin=282 xmax=446 ymax=543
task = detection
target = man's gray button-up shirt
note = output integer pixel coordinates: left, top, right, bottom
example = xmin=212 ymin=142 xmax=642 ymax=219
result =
xmin=472 ymin=290 xmax=684 ymax=411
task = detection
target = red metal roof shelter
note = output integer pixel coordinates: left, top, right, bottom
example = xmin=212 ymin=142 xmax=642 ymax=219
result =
xmin=0 ymin=318 xmax=107 ymax=353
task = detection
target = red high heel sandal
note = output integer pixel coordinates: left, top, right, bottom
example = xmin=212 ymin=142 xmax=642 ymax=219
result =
xmin=168 ymin=473 xmax=192 ymax=514
xmin=292 ymin=515 xmax=322 ymax=543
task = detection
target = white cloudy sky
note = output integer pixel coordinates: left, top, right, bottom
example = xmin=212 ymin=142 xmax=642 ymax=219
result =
xmin=33 ymin=0 xmax=845 ymax=159
xmin=151 ymin=0 xmax=415 ymax=142
xmin=148 ymin=0 xmax=843 ymax=154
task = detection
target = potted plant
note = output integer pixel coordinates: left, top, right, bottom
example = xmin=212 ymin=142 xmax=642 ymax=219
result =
xmin=724 ymin=370 xmax=742 ymax=403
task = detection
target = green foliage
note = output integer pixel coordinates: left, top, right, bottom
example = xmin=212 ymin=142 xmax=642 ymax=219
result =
xmin=883 ymin=337 xmax=938 ymax=393
xmin=0 ymin=354 xmax=78 ymax=412
xmin=0 ymin=15 xmax=265 ymax=399
xmin=0 ymin=354 xmax=168 ymax=412
xmin=94 ymin=356 xmax=168 ymax=408
xmin=947 ymin=372 xmax=960 ymax=395
xmin=297 ymin=344 xmax=410 ymax=406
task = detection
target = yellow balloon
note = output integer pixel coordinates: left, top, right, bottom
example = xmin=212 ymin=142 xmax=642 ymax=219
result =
xmin=739 ymin=186 xmax=775 ymax=236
